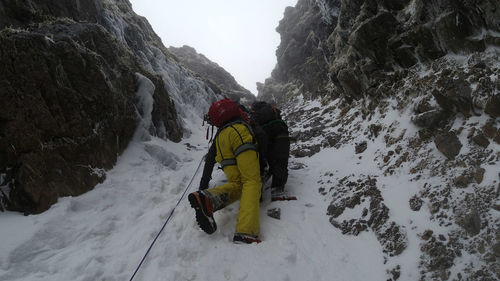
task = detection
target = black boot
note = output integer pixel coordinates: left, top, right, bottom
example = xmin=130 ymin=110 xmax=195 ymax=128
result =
xmin=188 ymin=191 xmax=217 ymax=234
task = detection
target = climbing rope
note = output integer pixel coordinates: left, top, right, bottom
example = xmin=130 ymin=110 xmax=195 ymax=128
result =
xmin=129 ymin=155 xmax=205 ymax=281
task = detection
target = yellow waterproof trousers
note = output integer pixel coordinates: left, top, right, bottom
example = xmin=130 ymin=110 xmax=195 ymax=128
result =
xmin=206 ymin=150 xmax=261 ymax=236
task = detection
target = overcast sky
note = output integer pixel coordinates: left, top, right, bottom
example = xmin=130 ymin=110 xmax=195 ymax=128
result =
xmin=129 ymin=0 xmax=297 ymax=95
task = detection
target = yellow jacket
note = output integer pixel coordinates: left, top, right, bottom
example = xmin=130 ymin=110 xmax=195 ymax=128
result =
xmin=215 ymin=123 xmax=257 ymax=166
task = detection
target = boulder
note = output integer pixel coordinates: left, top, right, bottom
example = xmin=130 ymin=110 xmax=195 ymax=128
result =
xmin=484 ymin=94 xmax=500 ymax=118
xmin=412 ymin=110 xmax=449 ymax=129
xmin=432 ymin=79 xmax=473 ymax=116
xmin=434 ymin=131 xmax=462 ymax=160
xmin=355 ymin=141 xmax=368 ymax=154
xmin=471 ymin=134 xmax=490 ymax=148
xmin=457 ymin=210 xmax=482 ymax=236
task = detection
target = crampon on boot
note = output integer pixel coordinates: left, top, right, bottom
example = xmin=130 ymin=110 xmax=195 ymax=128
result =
xmin=233 ymin=233 xmax=262 ymax=244
xmin=271 ymin=187 xmax=297 ymax=202
xmin=188 ymin=191 xmax=217 ymax=234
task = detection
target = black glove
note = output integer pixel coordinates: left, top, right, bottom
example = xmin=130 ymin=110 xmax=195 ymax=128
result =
xmin=199 ymin=177 xmax=209 ymax=190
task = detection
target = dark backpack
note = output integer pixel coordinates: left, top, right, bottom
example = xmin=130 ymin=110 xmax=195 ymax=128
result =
xmin=237 ymin=110 xmax=269 ymax=170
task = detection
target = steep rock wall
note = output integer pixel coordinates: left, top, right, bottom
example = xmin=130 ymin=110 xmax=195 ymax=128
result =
xmin=259 ymin=0 xmax=500 ymax=103
xmin=261 ymin=0 xmax=499 ymax=279
xmin=0 ymin=0 xmax=223 ymax=213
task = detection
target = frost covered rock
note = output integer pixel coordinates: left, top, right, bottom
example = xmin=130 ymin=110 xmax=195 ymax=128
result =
xmin=434 ymin=131 xmax=462 ymax=160
xmin=0 ymin=22 xmax=137 ymax=213
xmin=0 ymin=0 xmax=223 ymax=213
xmin=484 ymin=94 xmax=500 ymax=118
xmin=258 ymin=0 xmax=500 ymax=102
xmin=269 ymin=0 xmax=499 ymax=279
xmin=326 ymin=176 xmax=408 ymax=257
xmin=411 ymin=109 xmax=449 ymax=129
xmin=168 ymin=45 xmax=255 ymax=105
xmin=456 ymin=210 xmax=482 ymax=236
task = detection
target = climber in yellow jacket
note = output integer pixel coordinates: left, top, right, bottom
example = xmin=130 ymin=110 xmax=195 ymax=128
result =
xmin=188 ymin=98 xmax=262 ymax=244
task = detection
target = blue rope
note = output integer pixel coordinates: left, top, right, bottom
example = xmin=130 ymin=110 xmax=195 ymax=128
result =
xmin=129 ymin=156 xmax=205 ymax=281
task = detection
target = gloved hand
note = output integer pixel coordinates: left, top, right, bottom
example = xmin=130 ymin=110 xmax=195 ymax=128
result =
xmin=199 ymin=177 xmax=209 ymax=190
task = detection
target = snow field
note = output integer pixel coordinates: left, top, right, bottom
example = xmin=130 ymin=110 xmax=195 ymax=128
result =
xmin=0 ymin=112 xmax=389 ymax=281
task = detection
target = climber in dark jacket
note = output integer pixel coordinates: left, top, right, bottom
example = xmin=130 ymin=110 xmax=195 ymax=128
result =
xmin=249 ymin=101 xmax=291 ymax=201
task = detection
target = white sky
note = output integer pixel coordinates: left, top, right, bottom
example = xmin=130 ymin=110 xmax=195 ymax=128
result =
xmin=129 ymin=0 xmax=298 ymax=95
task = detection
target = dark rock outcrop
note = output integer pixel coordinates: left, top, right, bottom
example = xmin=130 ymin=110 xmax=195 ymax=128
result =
xmin=0 ymin=16 xmax=184 ymax=213
xmin=327 ymin=176 xmax=408 ymax=257
xmin=267 ymin=1 xmax=499 ymax=279
xmin=259 ymin=0 xmax=335 ymax=102
xmin=0 ymin=0 xmax=225 ymax=213
xmin=411 ymin=110 xmax=449 ymax=129
xmin=0 ymin=22 xmax=137 ymax=213
xmin=258 ymin=0 xmax=500 ymax=102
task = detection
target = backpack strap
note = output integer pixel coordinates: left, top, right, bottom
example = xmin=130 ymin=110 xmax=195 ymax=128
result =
xmin=261 ymin=119 xmax=288 ymax=129
xmin=234 ymin=143 xmax=257 ymax=157
xmin=220 ymin=158 xmax=237 ymax=168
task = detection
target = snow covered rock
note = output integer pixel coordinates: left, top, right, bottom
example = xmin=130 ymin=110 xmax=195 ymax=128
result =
xmin=258 ymin=0 xmax=500 ymax=103
xmin=0 ymin=0 xmax=231 ymax=213
xmin=434 ymin=131 xmax=462 ymax=160
xmin=168 ymin=45 xmax=256 ymax=105
xmin=0 ymin=21 xmax=138 ymax=213
xmin=262 ymin=0 xmax=500 ymax=276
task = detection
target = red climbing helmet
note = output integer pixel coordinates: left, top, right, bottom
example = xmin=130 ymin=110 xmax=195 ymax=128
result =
xmin=206 ymin=98 xmax=241 ymax=127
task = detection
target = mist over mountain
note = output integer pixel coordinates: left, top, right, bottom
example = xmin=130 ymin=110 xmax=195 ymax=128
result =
xmin=168 ymin=45 xmax=256 ymax=105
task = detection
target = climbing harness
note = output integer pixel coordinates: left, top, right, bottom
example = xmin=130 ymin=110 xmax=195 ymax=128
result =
xmin=129 ymin=155 xmax=205 ymax=281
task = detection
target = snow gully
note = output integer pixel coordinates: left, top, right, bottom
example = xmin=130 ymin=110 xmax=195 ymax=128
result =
xmin=128 ymin=156 xmax=205 ymax=281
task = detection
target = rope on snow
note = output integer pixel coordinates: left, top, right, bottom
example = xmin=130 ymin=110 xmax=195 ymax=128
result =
xmin=129 ymin=155 xmax=205 ymax=281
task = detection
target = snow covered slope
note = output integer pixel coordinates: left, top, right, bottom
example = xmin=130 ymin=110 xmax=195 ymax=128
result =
xmin=281 ymin=50 xmax=500 ymax=280
xmin=2 ymin=51 xmax=497 ymax=280
xmin=0 ymin=0 xmax=498 ymax=280
xmin=1 ymin=94 xmax=387 ymax=281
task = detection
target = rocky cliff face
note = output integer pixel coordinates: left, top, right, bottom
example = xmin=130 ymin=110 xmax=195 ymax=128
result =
xmin=260 ymin=0 xmax=500 ymax=103
xmin=169 ymin=45 xmax=256 ymax=105
xmin=0 ymin=0 xmax=227 ymax=214
xmin=261 ymin=0 xmax=499 ymax=279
